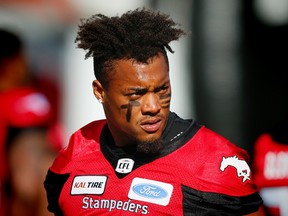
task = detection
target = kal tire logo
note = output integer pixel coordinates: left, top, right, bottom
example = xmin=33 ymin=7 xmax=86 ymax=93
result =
xmin=128 ymin=177 xmax=173 ymax=206
xmin=71 ymin=175 xmax=107 ymax=195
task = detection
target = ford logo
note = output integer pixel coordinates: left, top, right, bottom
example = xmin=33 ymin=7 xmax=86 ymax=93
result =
xmin=133 ymin=184 xmax=167 ymax=199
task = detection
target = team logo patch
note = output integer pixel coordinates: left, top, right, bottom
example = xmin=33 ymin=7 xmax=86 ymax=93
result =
xmin=71 ymin=175 xmax=107 ymax=195
xmin=115 ymin=158 xmax=134 ymax=173
xmin=128 ymin=177 xmax=173 ymax=206
xmin=220 ymin=156 xmax=251 ymax=182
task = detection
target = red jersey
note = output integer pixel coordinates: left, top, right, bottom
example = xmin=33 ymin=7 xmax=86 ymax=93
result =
xmin=253 ymin=133 xmax=288 ymax=216
xmin=253 ymin=133 xmax=288 ymax=188
xmin=45 ymin=113 xmax=262 ymax=215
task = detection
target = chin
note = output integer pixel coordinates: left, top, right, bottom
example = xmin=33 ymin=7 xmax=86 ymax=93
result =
xmin=136 ymin=138 xmax=164 ymax=154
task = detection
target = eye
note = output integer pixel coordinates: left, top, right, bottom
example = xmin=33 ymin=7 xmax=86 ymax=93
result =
xmin=127 ymin=93 xmax=141 ymax=100
xmin=125 ymin=89 xmax=146 ymax=100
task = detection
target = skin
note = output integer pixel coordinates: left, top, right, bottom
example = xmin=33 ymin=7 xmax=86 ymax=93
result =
xmin=93 ymin=53 xmax=171 ymax=149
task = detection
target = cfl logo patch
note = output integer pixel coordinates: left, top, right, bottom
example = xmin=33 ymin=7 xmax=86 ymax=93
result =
xmin=115 ymin=158 xmax=134 ymax=174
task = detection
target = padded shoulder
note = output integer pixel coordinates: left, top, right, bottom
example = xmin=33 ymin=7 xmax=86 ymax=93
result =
xmin=177 ymin=127 xmax=257 ymax=196
xmin=50 ymin=120 xmax=106 ymax=173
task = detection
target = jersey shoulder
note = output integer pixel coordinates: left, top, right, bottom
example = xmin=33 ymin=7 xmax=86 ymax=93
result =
xmin=50 ymin=120 xmax=106 ymax=173
xmin=195 ymin=126 xmax=248 ymax=155
xmin=179 ymin=126 xmax=257 ymax=196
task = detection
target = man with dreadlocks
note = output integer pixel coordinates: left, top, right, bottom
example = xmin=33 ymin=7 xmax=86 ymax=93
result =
xmin=44 ymin=8 xmax=262 ymax=215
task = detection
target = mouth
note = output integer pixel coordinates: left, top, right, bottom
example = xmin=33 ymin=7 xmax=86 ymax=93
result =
xmin=140 ymin=118 xmax=162 ymax=133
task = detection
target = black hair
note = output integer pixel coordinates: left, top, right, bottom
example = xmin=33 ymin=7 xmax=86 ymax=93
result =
xmin=75 ymin=7 xmax=187 ymax=89
xmin=0 ymin=29 xmax=22 ymax=62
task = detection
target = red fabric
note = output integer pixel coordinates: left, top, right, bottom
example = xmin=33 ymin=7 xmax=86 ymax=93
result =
xmin=50 ymin=120 xmax=258 ymax=215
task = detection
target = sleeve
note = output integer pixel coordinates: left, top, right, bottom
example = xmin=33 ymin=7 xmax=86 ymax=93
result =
xmin=194 ymin=128 xmax=260 ymax=197
xmin=44 ymin=169 xmax=69 ymax=216
xmin=183 ymin=127 xmax=263 ymax=215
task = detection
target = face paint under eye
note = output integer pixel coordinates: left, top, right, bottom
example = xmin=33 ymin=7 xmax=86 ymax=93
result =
xmin=120 ymin=100 xmax=140 ymax=122
xmin=159 ymin=93 xmax=171 ymax=100
xmin=159 ymin=93 xmax=171 ymax=108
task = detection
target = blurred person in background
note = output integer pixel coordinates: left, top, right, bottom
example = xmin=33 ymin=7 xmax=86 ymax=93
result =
xmin=44 ymin=8 xmax=262 ymax=215
xmin=0 ymin=29 xmax=62 ymax=216
xmin=253 ymin=120 xmax=288 ymax=216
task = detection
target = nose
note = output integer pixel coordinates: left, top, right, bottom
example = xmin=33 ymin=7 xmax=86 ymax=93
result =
xmin=141 ymin=93 xmax=161 ymax=115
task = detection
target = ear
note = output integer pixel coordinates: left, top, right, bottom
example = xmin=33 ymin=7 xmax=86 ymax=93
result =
xmin=92 ymin=80 xmax=104 ymax=102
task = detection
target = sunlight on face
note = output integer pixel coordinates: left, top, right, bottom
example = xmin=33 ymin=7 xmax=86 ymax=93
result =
xmin=95 ymin=53 xmax=171 ymax=150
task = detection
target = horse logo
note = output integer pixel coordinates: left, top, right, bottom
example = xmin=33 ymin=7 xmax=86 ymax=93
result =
xmin=220 ymin=156 xmax=251 ymax=183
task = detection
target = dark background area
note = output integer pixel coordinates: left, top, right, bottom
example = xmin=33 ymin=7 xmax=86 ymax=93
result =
xmin=192 ymin=0 xmax=288 ymax=156
xmin=242 ymin=0 xmax=288 ymax=154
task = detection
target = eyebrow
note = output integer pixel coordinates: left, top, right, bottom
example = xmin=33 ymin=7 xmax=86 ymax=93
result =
xmin=126 ymin=82 xmax=170 ymax=93
xmin=155 ymin=83 xmax=169 ymax=91
xmin=128 ymin=87 xmax=147 ymax=93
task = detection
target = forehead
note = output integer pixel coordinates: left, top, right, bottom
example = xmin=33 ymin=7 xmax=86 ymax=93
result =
xmin=109 ymin=54 xmax=169 ymax=85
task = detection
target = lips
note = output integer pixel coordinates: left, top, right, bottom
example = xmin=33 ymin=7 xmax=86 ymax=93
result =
xmin=140 ymin=118 xmax=162 ymax=133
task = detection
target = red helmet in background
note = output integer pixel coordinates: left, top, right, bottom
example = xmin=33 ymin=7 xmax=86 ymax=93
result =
xmin=0 ymin=87 xmax=52 ymax=127
xmin=0 ymin=86 xmax=62 ymax=180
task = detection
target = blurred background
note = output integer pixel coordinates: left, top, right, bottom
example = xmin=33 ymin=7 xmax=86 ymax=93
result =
xmin=1 ymin=0 xmax=287 ymax=153
xmin=0 ymin=0 xmax=288 ymax=215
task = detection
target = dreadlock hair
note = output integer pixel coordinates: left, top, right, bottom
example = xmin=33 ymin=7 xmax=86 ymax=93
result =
xmin=75 ymin=7 xmax=187 ymax=89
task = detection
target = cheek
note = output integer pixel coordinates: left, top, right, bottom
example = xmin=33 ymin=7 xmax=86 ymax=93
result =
xmin=120 ymin=101 xmax=141 ymax=122
xmin=103 ymin=101 xmax=122 ymax=119
xmin=104 ymin=95 xmax=140 ymax=123
xmin=159 ymin=92 xmax=172 ymax=108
